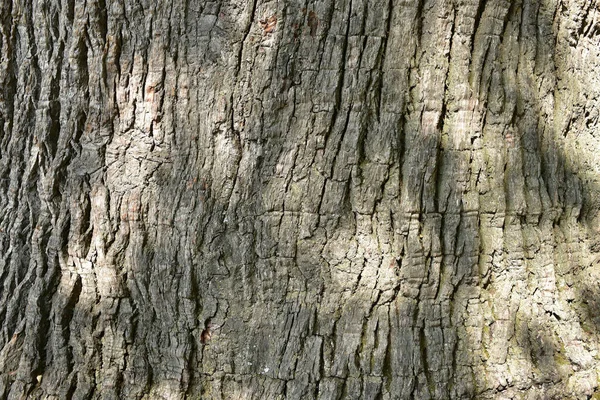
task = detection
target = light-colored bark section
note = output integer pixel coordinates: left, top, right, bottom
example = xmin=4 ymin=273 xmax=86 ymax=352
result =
xmin=1 ymin=0 xmax=600 ymax=398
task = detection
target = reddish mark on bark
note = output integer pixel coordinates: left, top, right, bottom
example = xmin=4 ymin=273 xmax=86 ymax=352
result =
xmin=146 ymin=86 xmax=156 ymax=100
xmin=505 ymin=129 xmax=515 ymax=147
xmin=201 ymin=320 xmax=215 ymax=344
xmin=260 ymin=16 xmax=277 ymax=34
xmin=9 ymin=333 xmax=18 ymax=344
xmin=201 ymin=327 xmax=212 ymax=344
xmin=308 ymin=11 xmax=319 ymax=37
xmin=292 ymin=22 xmax=302 ymax=38
xmin=187 ymin=177 xmax=197 ymax=189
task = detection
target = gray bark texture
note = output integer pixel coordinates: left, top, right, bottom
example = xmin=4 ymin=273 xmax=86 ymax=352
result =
xmin=1 ymin=0 xmax=600 ymax=398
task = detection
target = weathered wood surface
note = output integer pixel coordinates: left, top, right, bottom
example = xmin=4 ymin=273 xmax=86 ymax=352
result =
xmin=1 ymin=0 xmax=600 ymax=398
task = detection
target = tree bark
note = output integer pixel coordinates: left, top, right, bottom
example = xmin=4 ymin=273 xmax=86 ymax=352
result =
xmin=1 ymin=0 xmax=600 ymax=398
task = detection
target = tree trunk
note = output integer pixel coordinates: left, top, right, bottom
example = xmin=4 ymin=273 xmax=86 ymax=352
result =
xmin=1 ymin=0 xmax=600 ymax=398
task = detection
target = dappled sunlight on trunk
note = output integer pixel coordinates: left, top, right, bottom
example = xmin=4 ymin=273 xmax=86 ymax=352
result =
xmin=1 ymin=0 xmax=600 ymax=398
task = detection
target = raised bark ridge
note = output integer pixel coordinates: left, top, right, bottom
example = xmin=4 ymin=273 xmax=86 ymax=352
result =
xmin=1 ymin=0 xmax=600 ymax=399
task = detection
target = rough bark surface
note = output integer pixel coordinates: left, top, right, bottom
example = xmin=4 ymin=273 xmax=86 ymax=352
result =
xmin=1 ymin=0 xmax=600 ymax=398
